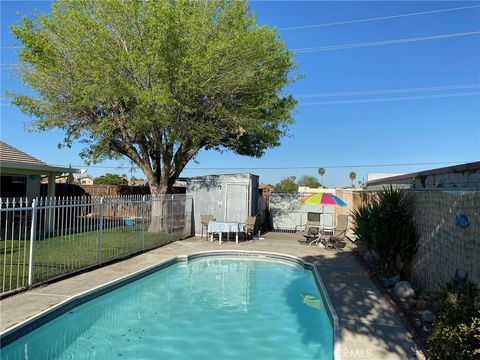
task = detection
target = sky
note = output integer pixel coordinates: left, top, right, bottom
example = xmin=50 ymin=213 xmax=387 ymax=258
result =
xmin=1 ymin=1 xmax=479 ymax=187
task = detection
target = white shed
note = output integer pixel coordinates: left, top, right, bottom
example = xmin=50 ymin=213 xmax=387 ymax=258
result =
xmin=186 ymin=173 xmax=259 ymax=236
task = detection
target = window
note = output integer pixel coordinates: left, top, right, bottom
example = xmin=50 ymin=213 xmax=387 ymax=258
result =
xmin=0 ymin=175 xmax=27 ymax=198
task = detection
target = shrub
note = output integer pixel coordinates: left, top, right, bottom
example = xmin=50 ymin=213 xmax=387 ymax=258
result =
xmin=428 ymin=317 xmax=480 ymax=360
xmin=351 ymin=186 xmax=419 ymax=277
xmin=428 ymin=275 xmax=480 ymax=359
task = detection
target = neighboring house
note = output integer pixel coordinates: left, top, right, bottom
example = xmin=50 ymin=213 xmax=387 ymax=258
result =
xmin=40 ymin=175 xmax=73 ymax=184
xmin=172 ymin=182 xmax=186 ymax=194
xmin=367 ymin=173 xmax=403 ymax=183
xmin=128 ymin=179 xmax=148 ymax=186
xmin=259 ymin=183 xmax=273 ymax=197
xmin=366 ymin=161 xmax=480 ymax=190
xmin=78 ymin=176 xmax=94 ymax=186
xmin=0 ymin=141 xmax=81 ymax=199
xmin=297 ymin=186 xmax=334 ymax=193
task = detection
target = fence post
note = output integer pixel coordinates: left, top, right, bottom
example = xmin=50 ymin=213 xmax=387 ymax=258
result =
xmin=141 ymin=195 xmax=145 ymax=251
xmin=98 ymin=198 xmax=104 ymax=265
xmin=169 ymin=195 xmax=174 ymax=242
xmin=28 ymin=199 xmax=37 ymax=286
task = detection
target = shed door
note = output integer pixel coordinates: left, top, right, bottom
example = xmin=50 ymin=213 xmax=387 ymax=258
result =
xmin=225 ymin=184 xmax=248 ymax=222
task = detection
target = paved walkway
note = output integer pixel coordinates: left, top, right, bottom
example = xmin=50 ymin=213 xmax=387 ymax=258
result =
xmin=0 ymin=233 xmax=421 ymax=359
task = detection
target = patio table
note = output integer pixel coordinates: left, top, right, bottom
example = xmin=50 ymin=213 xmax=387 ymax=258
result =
xmin=208 ymin=220 xmax=244 ymax=245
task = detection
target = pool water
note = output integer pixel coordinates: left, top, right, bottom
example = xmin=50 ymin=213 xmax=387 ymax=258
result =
xmin=1 ymin=257 xmax=334 ymax=359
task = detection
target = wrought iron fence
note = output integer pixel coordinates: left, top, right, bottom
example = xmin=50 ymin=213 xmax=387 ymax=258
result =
xmin=0 ymin=194 xmax=192 ymax=296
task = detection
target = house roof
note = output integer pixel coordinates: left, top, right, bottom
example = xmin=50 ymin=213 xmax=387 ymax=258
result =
xmin=367 ymin=161 xmax=480 ymax=186
xmin=0 ymin=141 xmax=47 ymax=166
xmin=0 ymin=141 xmax=81 ymax=175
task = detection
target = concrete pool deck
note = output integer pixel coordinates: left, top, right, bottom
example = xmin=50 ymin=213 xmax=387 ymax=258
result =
xmin=0 ymin=233 xmax=423 ymax=360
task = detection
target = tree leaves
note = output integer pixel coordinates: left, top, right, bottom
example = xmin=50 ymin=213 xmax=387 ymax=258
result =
xmin=9 ymin=0 xmax=297 ymax=192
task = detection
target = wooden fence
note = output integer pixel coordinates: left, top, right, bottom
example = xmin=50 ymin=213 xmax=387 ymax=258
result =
xmin=348 ymin=189 xmax=479 ymax=292
xmin=409 ymin=190 xmax=479 ymax=292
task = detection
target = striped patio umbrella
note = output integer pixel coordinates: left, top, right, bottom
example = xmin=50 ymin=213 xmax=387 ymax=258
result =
xmin=299 ymin=192 xmax=347 ymax=207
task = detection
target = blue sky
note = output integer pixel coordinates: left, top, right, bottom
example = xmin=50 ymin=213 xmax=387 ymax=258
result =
xmin=1 ymin=1 xmax=479 ymax=186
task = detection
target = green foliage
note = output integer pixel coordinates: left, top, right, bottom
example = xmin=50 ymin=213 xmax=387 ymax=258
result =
xmin=428 ymin=318 xmax=480 ymax=360
xmin=428 ymin=275 xmax=480 ymax=359
xmin=297 ymin=175 xmax=321 ymax=189
xmin=274 ymin=176 xmax=298 ymax=192
xmin=9 ymin=0 xmax=297 ymax=194
xmin=93 ymin=173 xmax=127 ymax=186
xmin=351 ymin=187 xmax=419 ymax=277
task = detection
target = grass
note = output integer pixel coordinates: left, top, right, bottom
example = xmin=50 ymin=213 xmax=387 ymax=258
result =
xmin=0 ymin=225 xmax=184 ymax=294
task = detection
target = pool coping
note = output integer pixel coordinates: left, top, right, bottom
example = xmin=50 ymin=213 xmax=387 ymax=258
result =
xmin=0 ymin=250 xmax=341 ymax=360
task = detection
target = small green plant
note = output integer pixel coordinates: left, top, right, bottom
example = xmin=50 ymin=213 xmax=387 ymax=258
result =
xmin=350 ymin=186 xmax=419 ymax=277
xmin=428 ymin=274 xmax=480 ymax=359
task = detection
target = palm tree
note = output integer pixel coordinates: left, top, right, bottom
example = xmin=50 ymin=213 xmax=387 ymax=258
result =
xmin=318 ymin=167 xmax=326 ymax=188
xmin=349 ymin=171 xmax=357 ymax=187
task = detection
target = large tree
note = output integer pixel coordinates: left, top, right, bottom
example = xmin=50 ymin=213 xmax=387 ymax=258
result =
xmin=10 ymin=0 xmax=297 ymax=196
xmin=297 ymin=175 xmax=321 ymax=189
xmin=273 ymin=176 xmax=298 ymax=193
xmin=93 ymin=173 xmax=128 ymax=186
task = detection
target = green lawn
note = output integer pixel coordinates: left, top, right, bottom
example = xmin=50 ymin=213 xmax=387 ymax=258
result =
xmin=0 ymin=226 xmax=184 ymax=294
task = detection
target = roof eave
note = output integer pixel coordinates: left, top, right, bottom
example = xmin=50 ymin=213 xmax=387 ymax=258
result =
xmin=367 ymin=161 xmax=480 ymax=186
xmin=0 ymin=161 xmax=82 ymax=174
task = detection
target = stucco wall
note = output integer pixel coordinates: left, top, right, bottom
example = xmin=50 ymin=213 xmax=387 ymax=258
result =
xmin=269 ymin=192 xmax=335 ymax=231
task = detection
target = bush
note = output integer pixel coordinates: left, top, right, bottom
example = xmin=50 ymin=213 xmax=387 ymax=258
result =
xmin=428 ymin=275 xmax=480 ymax=359
xmin=351 ymin=187 xmax=419 ymax=277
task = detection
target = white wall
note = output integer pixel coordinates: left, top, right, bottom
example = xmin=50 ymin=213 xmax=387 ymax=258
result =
xmin=186 ymin=174 xmax=259 ymax=236
xmin=270 ymin=192 xmax=335 ymax=231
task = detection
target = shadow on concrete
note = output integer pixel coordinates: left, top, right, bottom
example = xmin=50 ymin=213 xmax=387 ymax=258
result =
xmin=288 ymin=250 xmax=418 ymax=359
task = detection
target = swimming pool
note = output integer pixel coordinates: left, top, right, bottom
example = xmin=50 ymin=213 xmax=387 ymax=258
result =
xmin=1 ymin=253 xmax=335 ymax=359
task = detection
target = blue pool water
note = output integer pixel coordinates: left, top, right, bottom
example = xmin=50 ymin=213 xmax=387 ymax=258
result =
xmin=1 ymin=257 xmax=334 ymax=359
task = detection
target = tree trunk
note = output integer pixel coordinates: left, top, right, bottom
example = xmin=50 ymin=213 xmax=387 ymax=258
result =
xmin=147 ymin=182 xmax=173 ymax=234
xmin=133 ymin=147 xmax=190 ymax=235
